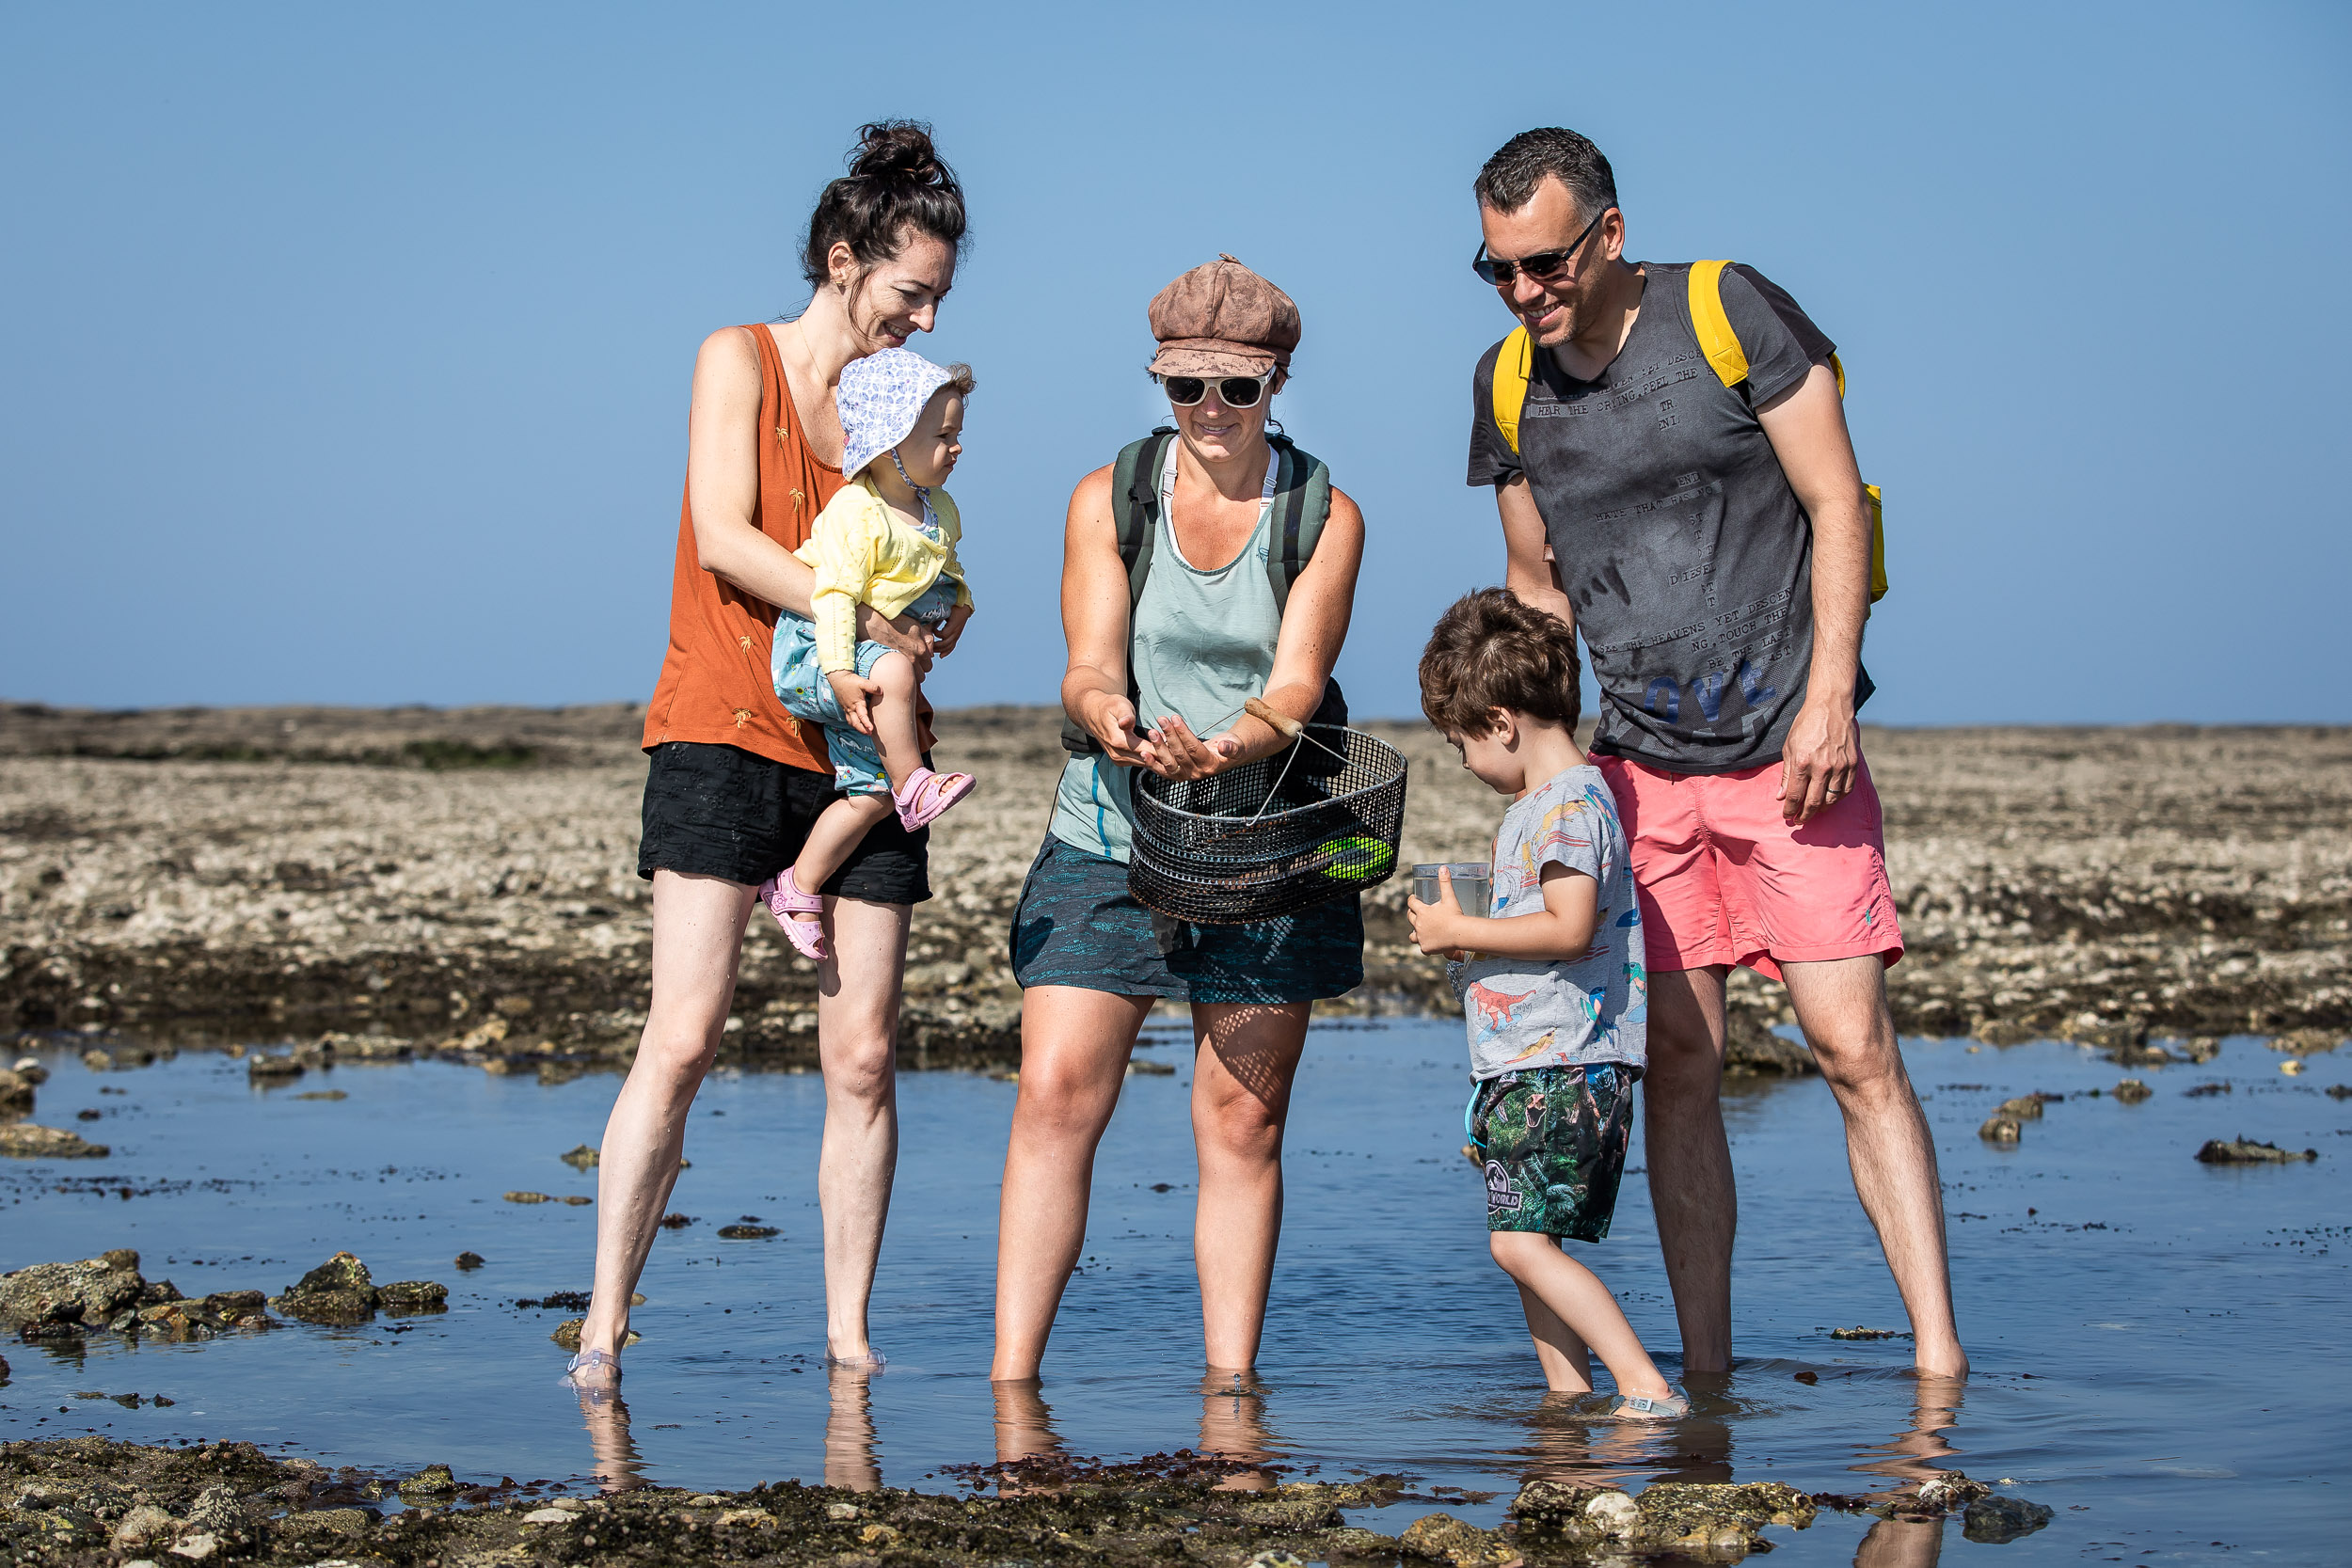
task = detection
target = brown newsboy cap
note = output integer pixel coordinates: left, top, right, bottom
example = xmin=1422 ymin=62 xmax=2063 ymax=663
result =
xmin=1146 ymin=254 xmax=1300 ymax=378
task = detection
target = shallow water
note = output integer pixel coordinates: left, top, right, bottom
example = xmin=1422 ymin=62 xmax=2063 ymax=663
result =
xmin=4 ymin=1023 xmax=2346 ymax=1563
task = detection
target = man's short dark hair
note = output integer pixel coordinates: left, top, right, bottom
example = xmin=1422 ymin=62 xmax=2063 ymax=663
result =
xmin=1474 ymin=127 xmax=1618 ymax=223
xmin=1419 ymin=588 xmax=1582 ymax=736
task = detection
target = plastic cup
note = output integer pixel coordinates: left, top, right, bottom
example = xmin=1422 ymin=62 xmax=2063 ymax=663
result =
xmin=1411 ymin=863 xmax=1493 ymax=917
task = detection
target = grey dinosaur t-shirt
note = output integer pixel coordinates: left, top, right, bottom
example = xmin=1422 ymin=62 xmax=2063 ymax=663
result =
xmin=1466 ymin=262 xmax=1872 ymax=774
xmin=1452 ymin=765 xmax=1647 ymax=1078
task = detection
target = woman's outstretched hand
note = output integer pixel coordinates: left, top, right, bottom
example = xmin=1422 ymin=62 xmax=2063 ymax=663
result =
xmin=1078 ymin=691 xmax=1154 ymax=768
xmin=827 ymin=670 xmax=884 ymax=736
xmin=1141 ymin=715 xmax=1241 ymax=781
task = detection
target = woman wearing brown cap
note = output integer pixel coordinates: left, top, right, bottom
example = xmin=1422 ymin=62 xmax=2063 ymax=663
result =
xmin=993 ymin=257 xmax=1367 ymax=1381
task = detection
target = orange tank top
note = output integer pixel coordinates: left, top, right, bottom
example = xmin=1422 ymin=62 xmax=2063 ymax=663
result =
xmin=641 ymin=324 xmax=842 ymax=772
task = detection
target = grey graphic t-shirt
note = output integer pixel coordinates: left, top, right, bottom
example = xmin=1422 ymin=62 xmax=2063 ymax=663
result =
xmin=1452 ymin=765 xmax=1648 ymax=1078
xmin=1466 ymin=262 xmax=1873 ymax=774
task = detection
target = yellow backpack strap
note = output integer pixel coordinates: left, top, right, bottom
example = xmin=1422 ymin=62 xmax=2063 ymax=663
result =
xmin=1490 ymin=326 xmax=1532 ymax=454
xmin=1689 ymin=260 xmax=1748 ymax=387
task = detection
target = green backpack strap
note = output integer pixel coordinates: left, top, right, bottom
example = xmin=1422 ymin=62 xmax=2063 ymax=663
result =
xmin=1263 ymin=432 xmax=1333 ymax=613
xmin=1060 ymin=429 xmax=1180 ymax=755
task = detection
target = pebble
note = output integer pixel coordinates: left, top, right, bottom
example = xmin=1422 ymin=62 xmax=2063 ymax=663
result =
xmin=1979 ymin=1114 xmax=2022 ymax=1143
xmin=2112 ymin=1078 xmax=2153 ymax=1102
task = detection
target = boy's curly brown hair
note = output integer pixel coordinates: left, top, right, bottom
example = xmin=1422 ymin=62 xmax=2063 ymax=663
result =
xmin=1418 ymin=588 xmax=1582 ymax=736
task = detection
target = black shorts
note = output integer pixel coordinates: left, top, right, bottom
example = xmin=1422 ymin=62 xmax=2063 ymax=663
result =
xmin=637 ymin=740 xmax=930 ymax=905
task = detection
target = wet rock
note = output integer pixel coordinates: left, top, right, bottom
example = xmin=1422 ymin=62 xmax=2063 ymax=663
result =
xmin=1397 ymin=1511 xmax=1516 ymax=1565
xmin=0 ymin=1253 xmax=145 ymax=1332
xmin=2328 ymin=1084 xmax=2352 ymax=1101
xmin=717 ymin=1224 xmax=779 ymax=1240
xmin=454 ymin=1250 xmax=485 ymax=1269
xmin=270 ymin=1251 xmax=379 ymax=1323
xmin=560 ymin=1143 xmax=600 ymax=1168
xmin=1636 ymin=1481 xmax=1817 ymax=1547
xmin=1979 ymin=1114 xmax=2022 ymax=1143
xmin=0 ymin=1350 xmax=10 ymax=1380
xmin=2179 ymin=1037 xmax=2222 ymax=1064
xmin=109 ymin=1503 xmax=177 ymax=1548
xmin=0 ymin=1066 xmax=32 ymax=1107
xmin=2268 ymin=1028 xmax=2344 ymax=1055
xmin=0 ymin=1123 xmax=109 ymax=1158
xmin=376 ymin=1280 xmax=448 ymax=1311
xmin=1963 ymin=1494 xmax=2054 ymax=1543
xmin=2196 ymin=1137 xmax=2318 ymax=1164
xmin=1244 ymin=1552 xmax=1307 ymax=1568
xmin=183 ymin=1483 xmax=242 ymax=1536
xmin=549 ymin=1317 xmax=639 ymax=1351
xmin=397 ymin=1464 xmax=457 ymax=1498
xmin=1830 ymin=1325 xmax=1905 ymax=1340
xmin=2112 ymin=1078 xmax=2153 ymax=1102
xmin=1915 ymin=1470 xmax=1992 ymax=1511
xmin=1996 ymin=1093 xmax=2057 ymax=1118
xmin=1127 ymin=1058 xmax=1177 ymax=1076
xmin=292 ymin=1089 xmax=347 ymax=1101
xmin=659 ymin=1212 xmax=696 ymax=1228
xmin=301 ymin=1507 xmax=375 ymax=1536
xmin=167 ymin=1528 xmax=220 ymax=1559
xmin=82 ymin=1049 xmax=114 ymax=1071
xmin=245 ymin=1053 xmax=304 ymax=1080
xmin=1509 ymin=1480 xmax=1640 ymax=1544
xmin=504 ymin=1190 xmax=552 ymax=1203
xmin=13 ymin=1056 xmax=50 ymax=1085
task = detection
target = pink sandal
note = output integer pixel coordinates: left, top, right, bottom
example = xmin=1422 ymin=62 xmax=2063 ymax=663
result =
xmin=755 ymin=865 xmax=828 ymax=961
xmin=893 ymin=767 xmax=975 ymax=831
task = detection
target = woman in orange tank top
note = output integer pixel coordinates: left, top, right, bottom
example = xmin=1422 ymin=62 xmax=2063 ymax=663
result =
xmin=568 ymin=123 xmax=969 ymax=1389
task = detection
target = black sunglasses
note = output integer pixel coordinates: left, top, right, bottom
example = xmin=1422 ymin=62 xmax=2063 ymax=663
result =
xmin=1160 ymin=372 xmax=1272 ymax=408
xmin=1471 ymin=205 xmax=1614 ymax=287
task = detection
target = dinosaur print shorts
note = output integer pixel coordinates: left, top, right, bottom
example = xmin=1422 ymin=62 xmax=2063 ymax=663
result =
xmin=1469 ymin=1062 xmax=1642 ymax=1241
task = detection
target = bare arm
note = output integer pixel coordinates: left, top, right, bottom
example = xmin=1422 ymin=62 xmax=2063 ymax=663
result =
xmin=1146 ymin=485 xmax=1368 ymax=779
xmin=1496 ymin=475 xmax=1573 ymax=633
xmin=1407 ymin=863 xmax=1598 ymax=960
xmin=1756 ymin=360 xmax=1869 ymax=824
xmin=682 ymin=326 xmax=933 ymax=662
xmin=1057 ymin=466 xmax=1152 ymax=768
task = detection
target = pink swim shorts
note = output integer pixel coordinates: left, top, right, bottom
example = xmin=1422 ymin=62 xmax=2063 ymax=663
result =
xmin=1593 ymin=754 xmax=1903 ymax=980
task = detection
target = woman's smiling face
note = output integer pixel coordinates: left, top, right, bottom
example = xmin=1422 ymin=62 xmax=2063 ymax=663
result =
xmin=838 ymin=227 xmax=957 ymax=353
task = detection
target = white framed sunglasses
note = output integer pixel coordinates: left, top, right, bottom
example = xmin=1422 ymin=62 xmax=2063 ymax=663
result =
xmin=1158 ymin=371 xmax=1275 ymax=408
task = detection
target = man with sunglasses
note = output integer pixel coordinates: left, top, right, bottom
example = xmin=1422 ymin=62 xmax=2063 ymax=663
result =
xmin=1464 ymin=128 xmax=1965 ymax=1382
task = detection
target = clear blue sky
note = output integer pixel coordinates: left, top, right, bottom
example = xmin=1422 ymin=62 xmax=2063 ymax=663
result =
xmin=4 ymin=3 xmax=2346 ymax=723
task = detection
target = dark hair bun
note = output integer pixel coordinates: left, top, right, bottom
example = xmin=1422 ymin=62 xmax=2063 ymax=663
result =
xmin=803 ymin=121 xmax=968 ymax=290
xmin=849 ymin=121 xmax=949 ymax=186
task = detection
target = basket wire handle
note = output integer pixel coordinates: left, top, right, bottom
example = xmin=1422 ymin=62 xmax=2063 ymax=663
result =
xmin=1237 ymin=696 xmax=1349 ymax=825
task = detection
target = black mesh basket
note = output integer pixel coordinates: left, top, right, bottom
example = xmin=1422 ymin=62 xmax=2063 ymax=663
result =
xmin=1128 ymin=725 xmax=1407 ymax=924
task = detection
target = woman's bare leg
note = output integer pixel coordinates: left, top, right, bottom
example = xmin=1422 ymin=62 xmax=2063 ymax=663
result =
xmin=580 ymin=870 xmax=755 ymax=1376
xmin=816 ymin=895 xmax=913 ymax=1361
xmin=1190 ymin=1001 xmax=1310 ymax=1371
xmin=785 ymin=794 xmax=893 ymax=929
xmin=990 ymin=986 xmax=1154 ymax=1381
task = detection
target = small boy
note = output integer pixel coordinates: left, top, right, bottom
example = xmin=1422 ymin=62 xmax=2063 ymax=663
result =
xmin=1407 ymin=588 xmax=1683 ymax=1418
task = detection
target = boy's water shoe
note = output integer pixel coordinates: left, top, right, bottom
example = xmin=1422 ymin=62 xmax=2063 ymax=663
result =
xmin=755 ymin=866 xmax=828 ymax=961
xmin=893 ymin=767 xmax=975 ymax=831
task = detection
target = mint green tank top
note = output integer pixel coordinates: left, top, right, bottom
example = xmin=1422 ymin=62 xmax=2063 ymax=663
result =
xmin=1048 ymin=444 xmax=1282 ymax=863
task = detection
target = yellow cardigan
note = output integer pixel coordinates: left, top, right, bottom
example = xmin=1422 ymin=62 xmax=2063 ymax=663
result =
xmin=796 ymin=476 xmax=974 ymax=673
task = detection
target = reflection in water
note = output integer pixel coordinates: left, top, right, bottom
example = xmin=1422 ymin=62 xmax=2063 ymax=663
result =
xmin=1199 ymin=1370 xmax=1280 ymax=1492
xmin=992 ymin=1378 xmax=1064 ymax=1470
xmin=1507 ymin=1372 xmax=1730 ymax=1491
xmin=575 ymin=1388 xmax=647 ymax=1494
xmin=1844 ymin=1373 xmax=1964 ymax=1568
xmin=825 ymin=1363 xmax=882 ymax=1492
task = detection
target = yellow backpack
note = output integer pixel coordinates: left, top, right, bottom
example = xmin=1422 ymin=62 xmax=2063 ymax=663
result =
xmin=1489 ymin=259 xmax=1887 ymax=602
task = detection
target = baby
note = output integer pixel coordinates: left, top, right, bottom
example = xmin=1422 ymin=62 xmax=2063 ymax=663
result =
xmin=1406 ymin=588 xmax=1682 ymax=1418
xmin=759 ymin=348 xmax=977 ymax=959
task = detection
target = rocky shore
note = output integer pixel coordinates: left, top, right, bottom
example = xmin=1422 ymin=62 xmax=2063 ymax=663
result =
xmin=4 ymin=704 xmax=2347 ymax=1078
xmin=0 ymin=1431 xmax=2048 ymax=1566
